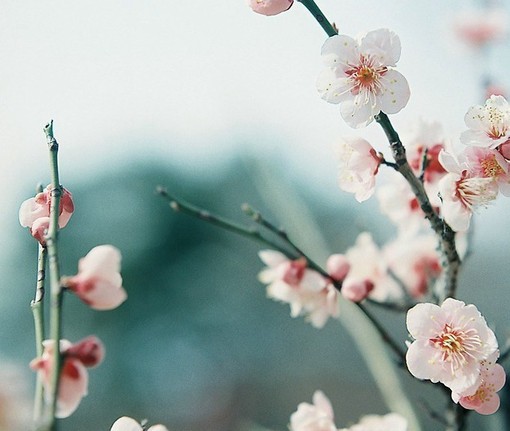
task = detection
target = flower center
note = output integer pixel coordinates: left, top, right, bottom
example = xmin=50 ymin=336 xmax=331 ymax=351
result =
xmin=283 ymin=258 xmax=307 ymax=286
xmin=480 ymin=155 xmax=504 ymax=178
xmin=455 ymin=176 xmax=497 ymax=209
xmin=429 ymin=323 xmax=482 ymax=371
xmin=345 ymin=56 xmax=387 ymax=95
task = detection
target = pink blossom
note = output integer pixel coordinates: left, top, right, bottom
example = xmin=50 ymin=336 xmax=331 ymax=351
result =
xmin=30 ymin=337 xmax=105 ymax=418
xmin=454 ymin=354 xmax=506 ymax=415
xmin=406 ymin=298 xmax=499 ymax=395
xmin=290 ymin=390 xmax=337 ymax=431
xmin=344 ymin=233 xmax=401 ymax=302
xmin=454 ymin=8 xmax=507 ymax=47
xmin=111 ymin=416 xmax=169 ymax=431
xmin=326 ymin=254 xmax=350 ymax=281
xmin=377 ymin=177 xmax=429 ymax=233
xmin=340 ymin=413 xmax=407 ymax=431
xmin=460 ymin=95 xmax=510 ymax=149
xmin=248 ymin=0 xmax=293 ymax=16
xmin=405 ymin=119 xmax=447 ymax=184
xmin=30 ymin=216 xmax=51 ymax=246
xmin=258 ymin=250 xmax=338 ymax=328
xmin=64 ymin=245 xmax=127 ymax=310
xmin=383 ymin=233 xmax=441 ymax=298
xmin=19 ymin=185 xmax=74 ymax=230
xmin=464 ymin=146 xmax=510 ymax=195
xmin=317 ymin=28 xmax=410 ymax=128
xmin=335 ymin=137 xmax=381 ymax=202
xmin=438 ymin=148 xmax=498 ymax=232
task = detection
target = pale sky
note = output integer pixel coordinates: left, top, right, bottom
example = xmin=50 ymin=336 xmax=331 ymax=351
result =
xmin=1 ymin=0 xmax=508 ymax=260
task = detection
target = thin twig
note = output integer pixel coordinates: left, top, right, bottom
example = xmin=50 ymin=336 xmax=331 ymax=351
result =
xmin=44 ymin=120 xmax=64 ymax=430
xmin=374 ymin=113 xmax=461 ymax=301
xmin=297 ymin=0 xmax=337 ymax=37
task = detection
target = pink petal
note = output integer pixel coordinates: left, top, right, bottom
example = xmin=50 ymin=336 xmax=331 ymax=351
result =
xmin=55 ymin=359 xmax=88 ymax=418
xmin=248 ymin=0 xmax=293 ymax=16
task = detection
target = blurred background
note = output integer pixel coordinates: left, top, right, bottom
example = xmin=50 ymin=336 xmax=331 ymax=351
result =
xmin=1 ymin=1 xmax=510 ymax=430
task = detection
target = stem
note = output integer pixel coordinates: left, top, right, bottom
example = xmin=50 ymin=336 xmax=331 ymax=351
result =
xmin=297 ymin=0 xmax=337 ymax=37
xmin=31 ymin=244 xmax=48 ymax=422
xmin=445 ymin=404 xmax=469 ymax=431
xmin=159 ymin=188 xmax=406 ymax=364
xmin=157 ymin=187 xmax=295 ymax=257
xmin=44 ymin=120 xmax=64 ymax=429
xmin=374 ymin=113 xmax=461 ymax=301
xmin=357 ymin=303 xmax=406 ymax=365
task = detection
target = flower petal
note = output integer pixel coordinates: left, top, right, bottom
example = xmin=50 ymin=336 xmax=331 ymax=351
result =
xmin=378 ymin=70 xmax=410 ymax=114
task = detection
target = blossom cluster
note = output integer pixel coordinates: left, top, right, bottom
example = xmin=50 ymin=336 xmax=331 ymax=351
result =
xmin=19 ymin=184 xmax=128 ymax=418
xmin=406 ymin=298 xmax=506 ymax=415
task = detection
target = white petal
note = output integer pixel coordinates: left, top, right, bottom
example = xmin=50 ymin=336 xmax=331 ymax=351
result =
xmin=316 ymin=69 xmax=351 ymax=104
xmin=360 ymin=28 xmax=401 ymax=66
xmin=339 ymin=95 xmax=375 ymax=128
xmin=258 ymin=249 xmax=287 ymax=267
xmin=378 ymin=70 xmax=410 ymax=114
xmin=321 ymin=34 xmax=359 ymax=69
xmin=111 ymin=417 xmax=143 ymax=431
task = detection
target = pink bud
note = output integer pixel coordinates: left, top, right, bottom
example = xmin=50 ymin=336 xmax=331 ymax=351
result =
xmin=326 ymin=254 xmax=350 ymax=281
xmin=19 ymin=185 xmax=74 ymax=231
xmin=65 ymin=245 xmax=127 ymax=310
xmin=66 ymin=336 xmax=105 ymax=368
xmin=30 ymin=217 xmax=50 ymax=246
xmin=341 ymin=279 xmax=374 ymax=302
xmin=248 ymin=0 xmax=293 ymax=16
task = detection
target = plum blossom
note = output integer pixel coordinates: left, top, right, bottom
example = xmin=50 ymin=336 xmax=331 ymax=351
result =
xmin=464 ymin=146 xmax=510 ymax=195
xmin=30 ymin=336 xmax=105 ymax=418
xmin=405 ymin=119 xmax=447 ymax=185
xmin=335 ymin=137 xmax=381 ymax=202
xmin=19 ymin=185 xmax=74 ymax=243
xmin=452 ymin=352 xmax=506 ymax=415
xmin=344 ymin=233 xmax=400 ymax=302
xmin=460 ymin=95 xmax=510 ymax=149
xmin=438 ymin=148 xmax=498 ymax=232
xmin=289 ymin=390 xmax=336 ymax=431
xmin=383 ymin=233 xmax=441 ymax=298
xmin=406 ymin=298 xmax=498 ymax=395
xmin=339 ymin=413 xmax=407 ymax=431
xmin=111 ymin=416 xmax=169 ymax=431
xmin=454 ymin=8 xmax=508 ymax=47
xmin=248 ymin=0 xmax=293 ymax=16
xmin=64 ymin=245 xmax=127 ymax=310
xmin=258 ymin=250 xmax=339 ymax=328
xmin=317 ymin=28 xmax=410 ymax=128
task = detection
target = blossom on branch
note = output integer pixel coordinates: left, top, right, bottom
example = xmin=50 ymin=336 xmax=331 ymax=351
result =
xmin=452 ymin=352 xmax=506 ymax=415
xmin=406 ymin=298 xmax=498 ymax=395
xmin=461 ymin=95 xmax=510 ymax=150
xmin=64 ymin=245 xmax=127 ymax=310
xmin=111 ymin=416 xmax=169 ymax=431
xmin=344 ymin=233 xmax=401 ymax=303
xmin=19 ymin=185 xmax=74 ymax=243
xmin=30 ymin=336 xmax=105 ymax=418
xmin=335 ymin=137 xmax=381 ymax=202
xmin=317 ymin=28 xmax=410 ymax=128
xmin=339 ymin=413 xmax=408 ymax=431
xmin=289 ymin=390 xmax=336 ymax=431
xmin=438 ymin=148 xmax=498 ymax=232
xmin=248 ymin=0 xmax=293 ymax=16
xmin=258 ymin=250 xmax=339 ymax=328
